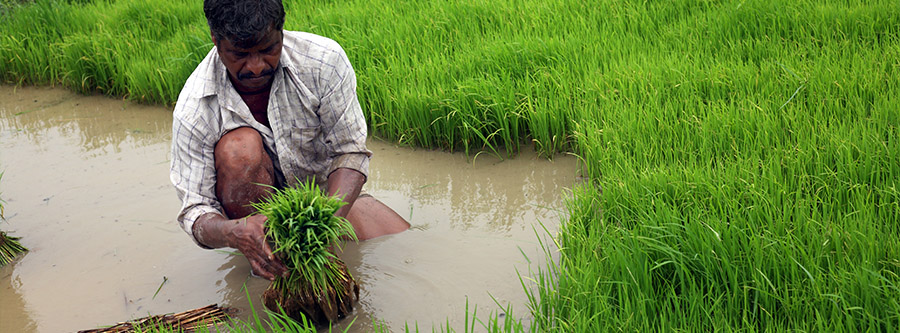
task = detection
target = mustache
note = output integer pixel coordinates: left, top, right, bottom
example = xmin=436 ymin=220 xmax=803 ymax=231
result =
xmin=237 ymin=68 xmax=275 ymax=81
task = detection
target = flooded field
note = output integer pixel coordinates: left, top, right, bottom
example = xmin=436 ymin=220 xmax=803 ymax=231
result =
xmin=0 ymin=85 xmax=577 ymax=332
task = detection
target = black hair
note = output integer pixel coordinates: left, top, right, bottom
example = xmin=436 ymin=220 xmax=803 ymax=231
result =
xmin=203 ymin=0 xmax=285 ymax=47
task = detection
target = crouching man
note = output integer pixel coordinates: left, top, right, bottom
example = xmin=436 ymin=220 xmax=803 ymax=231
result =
xmin=170 ymin=0 xmax=409 ymax=280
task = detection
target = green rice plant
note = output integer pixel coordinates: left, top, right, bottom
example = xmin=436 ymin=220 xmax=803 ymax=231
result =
xmin=251 ymin=181 xmax=359 ymax=325
xmin=0 ymin=0 xmax=30 ymax=19
xmin=0 ymin=0 xmax=207 ymax=104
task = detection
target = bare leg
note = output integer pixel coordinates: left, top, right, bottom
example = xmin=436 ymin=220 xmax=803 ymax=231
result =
xmin=346 ymin=195 xmax=410 ymax=240
xmin=214 ymin=127 xmax=275 ymax=219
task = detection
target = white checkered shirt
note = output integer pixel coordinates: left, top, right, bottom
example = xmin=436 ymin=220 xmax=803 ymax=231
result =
xmin=170 ymin=31 xmax=371 ymax=244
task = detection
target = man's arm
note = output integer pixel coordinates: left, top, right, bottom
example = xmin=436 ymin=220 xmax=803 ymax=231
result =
xmin=326 ymin=167 xmax=366 ymax=218
xmin=315 ymin=38 xmax=372 ymax=186
xmin=326 ymin=165 xmax=411 ymax=241
xmin=192 ymin=213 xmax=287 ymax=281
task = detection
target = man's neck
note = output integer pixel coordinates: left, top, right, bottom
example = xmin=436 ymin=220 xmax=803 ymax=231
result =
xmin=239 ymin=88 xmax=272 ymax=128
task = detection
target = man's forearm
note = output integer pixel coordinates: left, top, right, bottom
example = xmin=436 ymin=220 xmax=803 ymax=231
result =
xmin=326 ymin=167 xmax=366 ymax=218
xmin=192 ymin=212 xmax=243 ymax=249
xmin=192 ymin=212 xmax=286 ymax=280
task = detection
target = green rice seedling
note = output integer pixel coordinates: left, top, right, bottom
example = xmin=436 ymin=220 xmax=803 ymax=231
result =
xmin=0 ymin=231 xmax=27 ymax=267
xmin=251 ymin=180 xmax=359 ymax=325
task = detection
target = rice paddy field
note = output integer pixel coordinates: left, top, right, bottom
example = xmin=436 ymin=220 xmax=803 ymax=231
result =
xmin=2 ymin=0 xmax=899 ymax=331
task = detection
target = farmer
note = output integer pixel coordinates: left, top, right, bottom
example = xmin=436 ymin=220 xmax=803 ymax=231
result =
xmin=169 ymin=0 xmax=410 ymax=281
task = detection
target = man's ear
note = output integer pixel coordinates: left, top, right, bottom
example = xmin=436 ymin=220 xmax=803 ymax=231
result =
xmin=210 ymin=33 xmax=218 ymax=46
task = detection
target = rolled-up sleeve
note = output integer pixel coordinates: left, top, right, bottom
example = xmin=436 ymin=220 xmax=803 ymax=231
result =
xmin=170 ymin=109 xmax=223 ymax=246
xmin=317 ymin=44 xmax=372 ymax=179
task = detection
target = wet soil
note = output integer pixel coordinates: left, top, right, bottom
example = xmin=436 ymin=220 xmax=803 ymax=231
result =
xmin=0 ymin=85 xmax=577 ymax=332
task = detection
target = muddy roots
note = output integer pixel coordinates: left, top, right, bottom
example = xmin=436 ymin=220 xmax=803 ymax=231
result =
xmin=263 ymin=259 xmax=359 ymax=325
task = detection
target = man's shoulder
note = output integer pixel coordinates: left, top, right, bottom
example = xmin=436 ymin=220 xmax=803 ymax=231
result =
xmin=174 ymin=48 xmax=221 ymax=122
xmin=283 ymin=30 xmax=342 ymax=50
xmin=281 ymin=30 xmax=350 ymax=71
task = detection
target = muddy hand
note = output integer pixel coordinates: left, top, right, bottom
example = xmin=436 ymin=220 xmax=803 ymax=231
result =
xmin=232 ymin=215 xmax=287 ymax=280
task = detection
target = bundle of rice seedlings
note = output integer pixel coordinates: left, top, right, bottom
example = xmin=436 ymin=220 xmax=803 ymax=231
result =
xmin=77 ymin=304 xmax=233 ymax=333
xmin=252 ymin=180 xmax=359 ymax=325
xmin=0 ymin=231 xmax=27 ymax=267
xmin=0 ymin=171 xmax=27 ymax=267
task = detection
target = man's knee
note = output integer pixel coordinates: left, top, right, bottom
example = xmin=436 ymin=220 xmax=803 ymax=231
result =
xmin=215 ymin=127 xmax=269 ymax=171
xmin=214 ymin=127 xmax=274 ymax=218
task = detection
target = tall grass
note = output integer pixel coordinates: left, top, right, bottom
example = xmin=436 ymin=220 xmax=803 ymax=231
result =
xmin=2 ymin=0 xmax=899 ymax=331
xmin=540 ymin=1 xmax=900 ymax=329
xmin=0 ymin=0 xmax=209 ymax=103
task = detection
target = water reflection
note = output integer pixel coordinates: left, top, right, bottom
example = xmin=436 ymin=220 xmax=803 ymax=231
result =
xmin=367 ymin=141 xmax=574 ymax=233
xmin=0 ymin=86 xmax=171 ymax=155
xmin=213 ymin=252 xmax=271 ymax=313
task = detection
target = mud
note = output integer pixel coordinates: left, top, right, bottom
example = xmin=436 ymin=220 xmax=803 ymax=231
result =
xmin=0 ymin=85 xmax=577 ymax=332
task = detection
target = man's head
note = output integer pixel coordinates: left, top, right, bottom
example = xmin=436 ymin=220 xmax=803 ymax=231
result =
xmin=204 ymin=0 xmax=285 ymax=93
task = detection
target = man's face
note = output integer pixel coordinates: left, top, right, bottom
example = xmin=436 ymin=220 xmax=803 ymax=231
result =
xmin=213 ymin=28 xmax=283 ymax=94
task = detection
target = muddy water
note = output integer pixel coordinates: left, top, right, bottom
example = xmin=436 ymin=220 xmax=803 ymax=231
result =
xmin=0 ymin=85 xmax=577 ymax=332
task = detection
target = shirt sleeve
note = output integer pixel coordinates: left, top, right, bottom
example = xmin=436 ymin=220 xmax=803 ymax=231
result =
xmin=317 ymin=43 xmax=372 ymax=179
xmin=170 ymin=107 xmax=224 ymax=247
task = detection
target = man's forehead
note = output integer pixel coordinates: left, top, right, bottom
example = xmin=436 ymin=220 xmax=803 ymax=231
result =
xmin=225 ymin=28 xmax=282 ymax=50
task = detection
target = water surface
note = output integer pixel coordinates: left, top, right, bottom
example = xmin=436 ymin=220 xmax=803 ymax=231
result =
xmin=0 ymin=85 xmax=576 ymax=332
